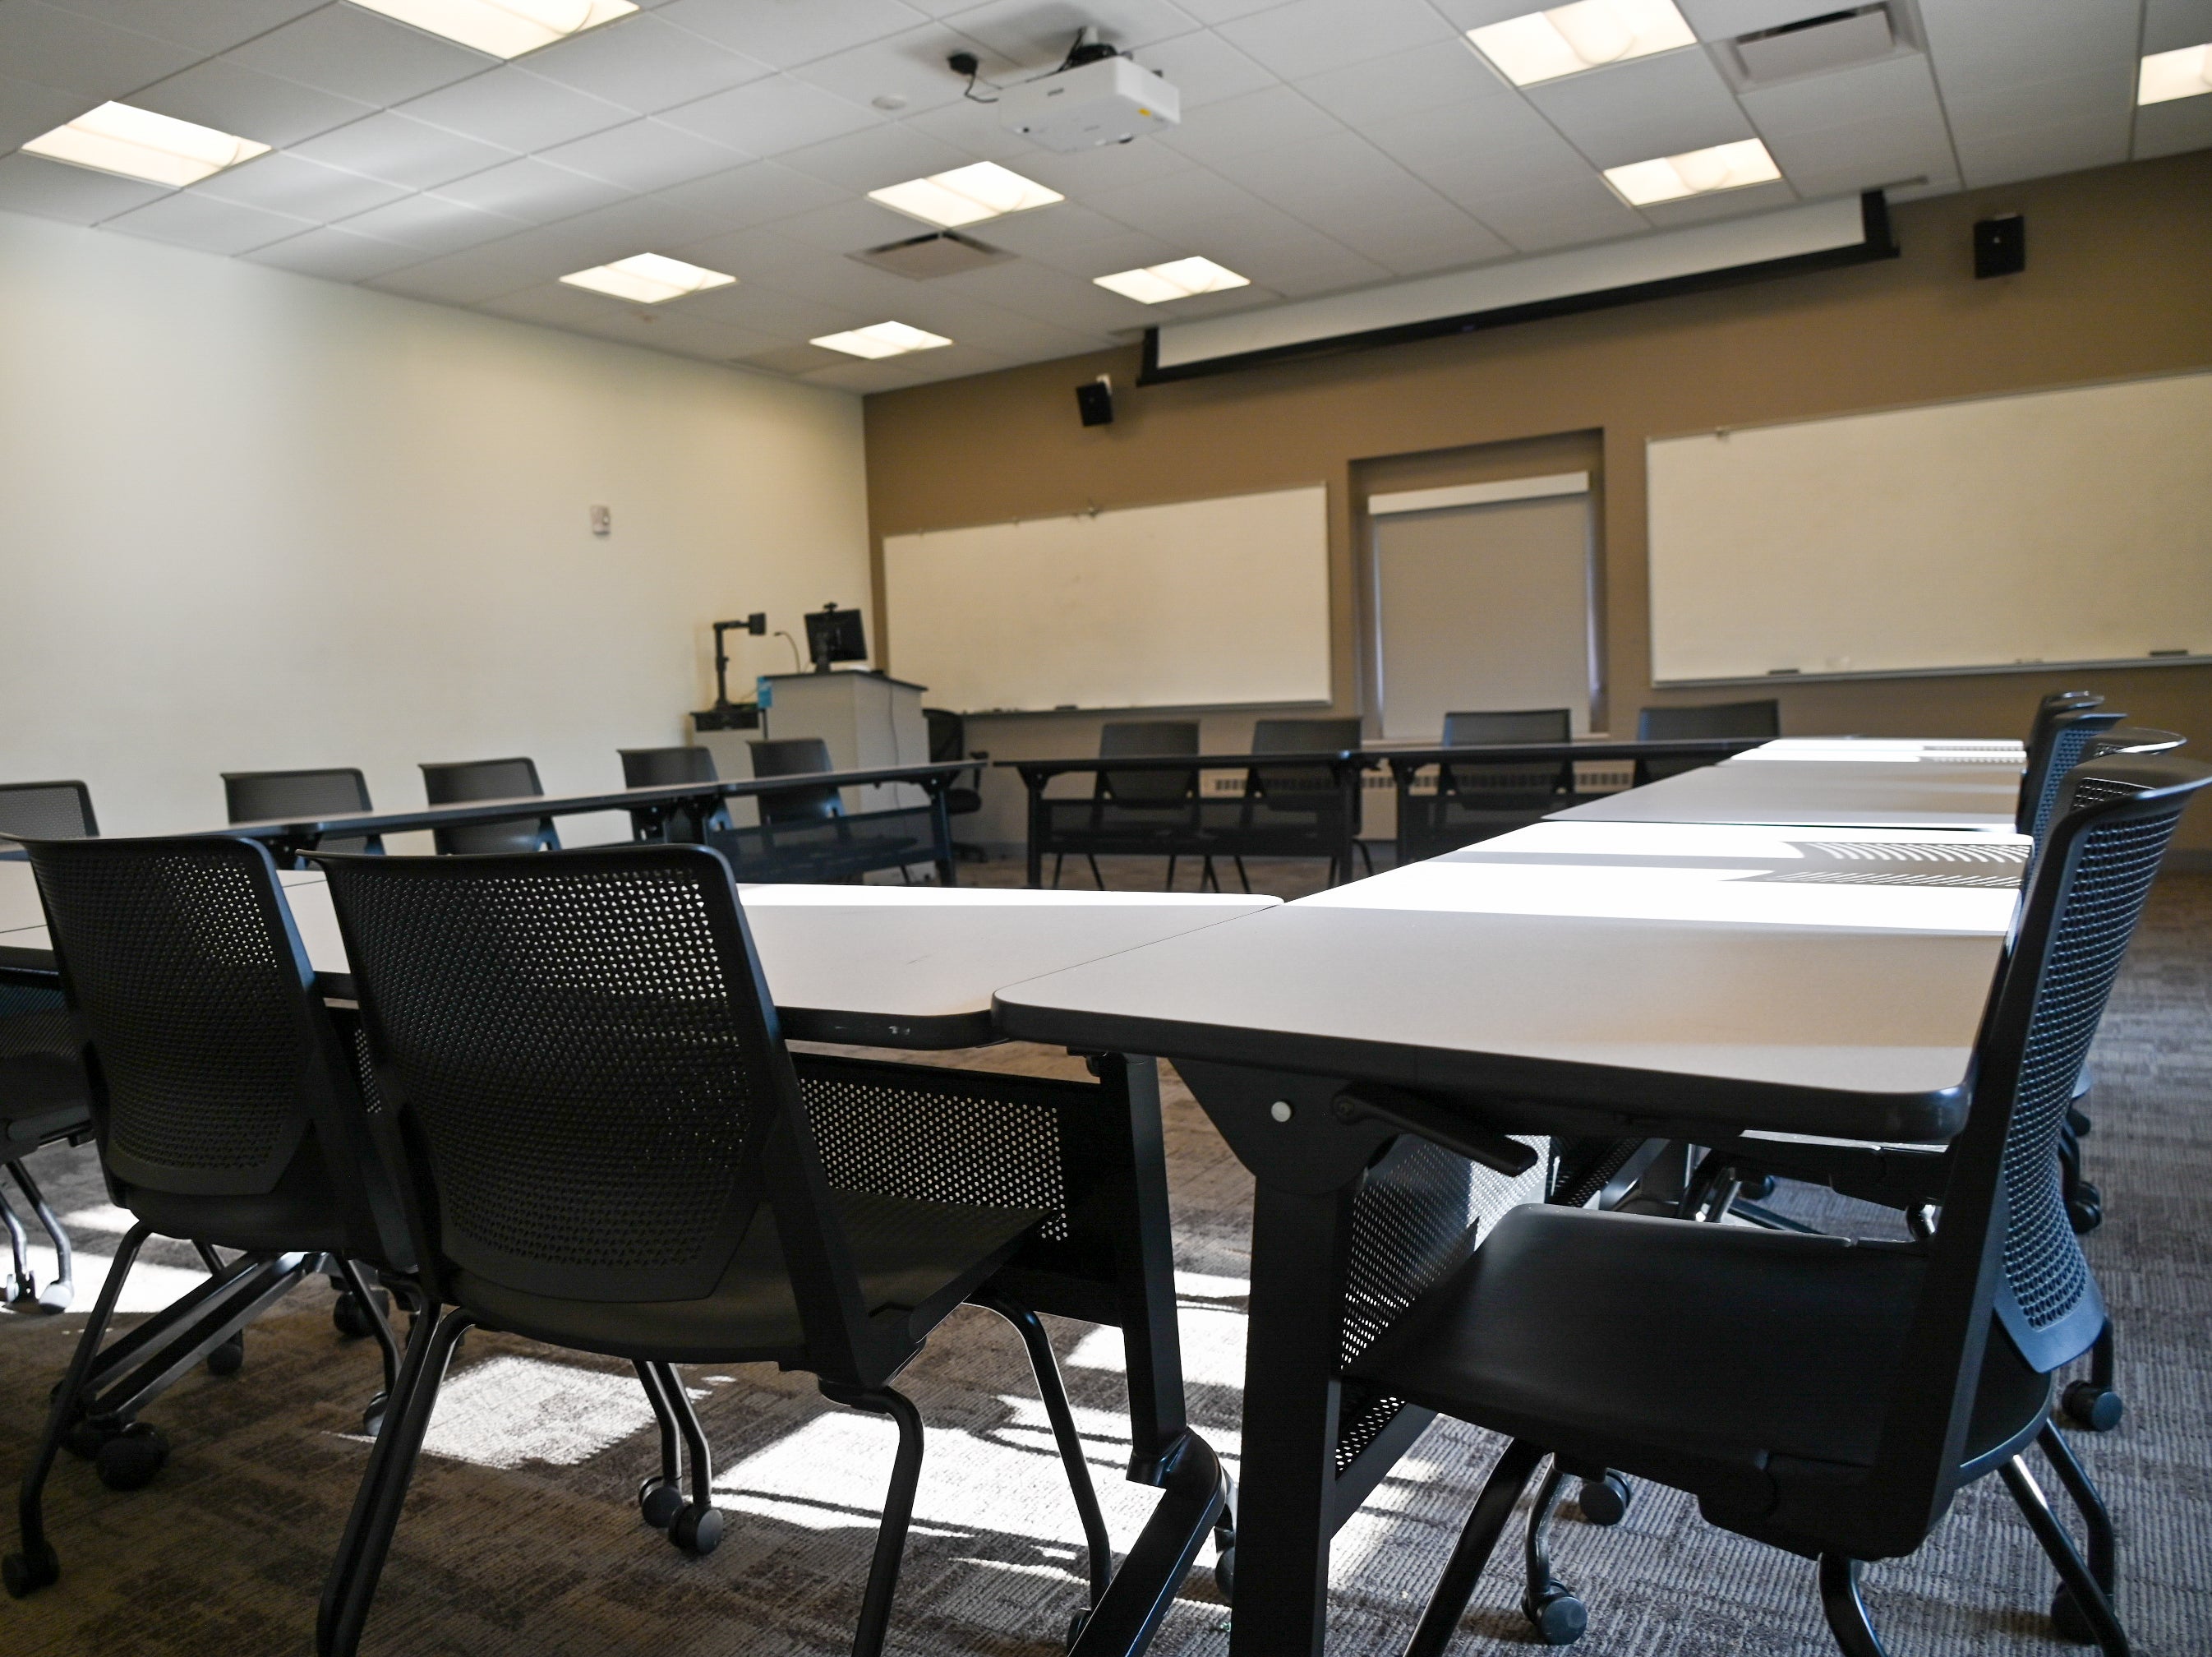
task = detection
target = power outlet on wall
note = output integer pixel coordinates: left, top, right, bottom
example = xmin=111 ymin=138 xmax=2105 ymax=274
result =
xmin=589 ymin=505 xmax=611 ymax=536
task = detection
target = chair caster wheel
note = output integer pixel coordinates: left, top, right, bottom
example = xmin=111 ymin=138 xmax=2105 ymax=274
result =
xmin=1214 ymin=1544 xmax=1235 ymax=1602
xmin=35 ymin=1278 xmax=74 ymax=1314
xmin=332 ymin=1285 xmax=389 ymax=1340
xmin=3 ymin=1542 xmax=61 ymax=1599
xmin=2051 ymin=1585 xmax=2099 ymax=1645
xmin=1736 ymin=1173 xmax=1777 ymax=1202
xmin=1522 ymin=1580 xmax=1588 ymax=1645
xmin=669 ymin=1503 xmax=722 ymax=1557
xmin=95 ymin=1423 xmax=169 ymax=1491
xmin=362 ymin=1394 xmax=389 ymax=1438
xmin=1577 ymin=1473 xmax=1631 ymax=1526
xmin=205 ymin=1332 xmax=245 ymax=1376
xmin=1066 ymin=1607 xmax=1089 ymax=1651
xmin=62 ymin=1420 xmax=113 ymax=1461
xmin=2062 ymin=1381 xmax=2124 ymax=1433
xmin=638 ymin=1475 xmax=685 ymax=1530
xmin=2067 ymin=1187 xmax=2102 ymax=1235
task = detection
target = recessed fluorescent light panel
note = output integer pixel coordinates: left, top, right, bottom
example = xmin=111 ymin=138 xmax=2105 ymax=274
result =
xmin=1604 ymin=137 xmax=1781 ymax=205
xmin=810 ymin=322 xmax=953 ymax=359
xmin=560 ymin=253 xmax=735 ymax=303
xmin=21 ymin=102 xmax=270 ymax=187
xmin=867 ymin=162 xmax=1063 ymax=228
xmin=1094 ymin=256 xmax=1251 ymax=305
xmin=2137 ymin=43 xmax=2212 ymax=104
xmin=349 ymin=0 xmax=638 ymax=60
xmin=1468 ymin=0 xmax=1698 ymax=87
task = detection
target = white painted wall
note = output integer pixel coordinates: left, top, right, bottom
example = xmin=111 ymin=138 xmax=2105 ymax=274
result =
xmin=0 ymin=208 xmax=869 ymax=842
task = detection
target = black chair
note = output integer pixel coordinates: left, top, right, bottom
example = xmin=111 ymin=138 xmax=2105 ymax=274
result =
xmin=1353 ymin=751 xmax=2210 ymax=1657
xmin=748 ymin=736 xmax=843 ymax=824
xmin=3 ymin=835 xmax=407 ymax=1601
xmin=2017 ymin=706 xmax=2127 ymax=842
xmin=0 ymin=781 xmax=99 ymax=1315
xmin=418 ymin=757 xmax=559 ymax=855
xmin=1241 ymin=716 xmax=1369 ymax=884
xmin=311 ymin=845 xmax=1109 ymax=1657
xmin=1415 ymin=708 xmax=1577 ymax=854
xmin=1062 ymin=720 xmax=1202 ymax=889
xmin=924 ymin=708 xmax=990 ymax=863
xmin=617 ymin=745 xmax=731 ymax=842
xmin=1634 ymin=699 xmax=1779 ymax=781
xmin=224 ymin=766 xmax=384 ymax=860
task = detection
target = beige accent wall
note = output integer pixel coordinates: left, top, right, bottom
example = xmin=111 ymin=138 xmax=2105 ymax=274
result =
xmin=862 ymin=151 xmax=2212 ymax=852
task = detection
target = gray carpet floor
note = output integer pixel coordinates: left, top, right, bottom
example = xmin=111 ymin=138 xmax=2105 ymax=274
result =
xmin=2 ymin=859 xmax=2206 ymax=1655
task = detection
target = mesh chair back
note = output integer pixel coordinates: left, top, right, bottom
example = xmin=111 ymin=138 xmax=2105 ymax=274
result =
xmin=421 ymin=757 xmax=560 ymax=856
xmin=21 ymin=837 xmax=374 ymax=1219
xmin=749 ymin=738 xmax=842 ymax=824
xmin=1636 ymin=699 xmax=1780 ymax=741
xmin=1442 ymin=709 xmax=1571 ymax=746
xmin=1098 ymin=721 xmax=1198 ymax=805
xmin=1248 ymin=717 xmax=1362 ymax=798
xmin=618 ymin=746 xmax=730 ymax=840
xmin=2015 ymin=708 xmax=2124 ymax=842
xmin=318 ymin=848 xmax=851 ymax=1322
xmin=0 ymin=782 xmax=98 ymax=845
xmin=2022 ymin=691 xmax=2101 ymax=764
xmin=2088 ymin=727 xmax=2184 ymax=761
xmin=1877 ymin=753 xmax=2210 ymax=1530
xmin=224 ymin=766 xmax=380 ymax=856
xmin=924 ymin=708 xmax=965 ymax=766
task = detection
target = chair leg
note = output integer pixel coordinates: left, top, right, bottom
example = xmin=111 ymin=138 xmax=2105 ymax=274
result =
xmin=632 ymin=1361 xmax=686 ymax=1530
xmin=0 ymin=1184 xmax=30 ymax=1308
xmin=1999 ymin=1454 xmax=2130 ymax=1657
xmin=1165 ymin=855 xmax=1177 ymax=891
xmin=977 ymin=1295 xmax=1113 ymax=1607
xmin=1233 ymin=856 xmax=1251 ymax=893
xmin=1818 ymin=1556 xmax=1888 ymax=1657
xmin=2062 ymin=1323 xmax=2123 ymax=1433
xmin=1088 ymin=854 xmax=1107 ymax=891
xmin=1052 ymin=854 xmax=1064 ymax=889
xmin=646 ymin=1361 xmax=723 ymax=1556
xmin=4 ymin=1221 xmax=150 ymax=1598
xmin=1357 ymin=840 xmax=1376 ymax=875
xmin=820 ymin=1382 xmax=926 ymax=1657
xmin=13 ymin=1161 xmax=76 ymax=1313
xmin=1518 ymin=1460 xmax=1588 ymax=1645
xmin=319 ymin=1307 xmax=475 ymax=1657
xmin=333 ymin=1257 xmax=400 ymax=1432
xmin=1403 ymin=1438 xmax=1546 ymax=1657
xmin=2037 ymin=1423 xmax=2115 ymax=1597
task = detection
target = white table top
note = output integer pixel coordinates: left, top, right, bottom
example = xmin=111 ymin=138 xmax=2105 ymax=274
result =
xmin=1551 ymin=756 xmax=2024 ymax=830
xmin=0 ymin=861 xmax=1278 ymax=1050
xmin=1730 ymin=738 xmax=2025 ymax=764
xmin=1299 ymin=819 xmax=2027 ymax=935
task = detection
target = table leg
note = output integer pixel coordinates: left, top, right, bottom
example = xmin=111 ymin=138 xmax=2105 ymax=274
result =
xmin=1026 ymin=780 xmax=1046 ymax=889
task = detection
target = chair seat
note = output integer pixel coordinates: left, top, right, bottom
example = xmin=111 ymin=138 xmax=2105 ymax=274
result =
xmin=1349 ymin=1206 xmax=2049 ymax=1554
xmin=0 ymin=1007 xmax=93 ymax=1147
xmin=456 ymin=1189 xmax=1045 ymax=1366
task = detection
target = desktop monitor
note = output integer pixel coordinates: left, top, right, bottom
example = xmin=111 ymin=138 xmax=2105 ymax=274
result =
xmin=804 ymin=603 xmax=867 ymax=672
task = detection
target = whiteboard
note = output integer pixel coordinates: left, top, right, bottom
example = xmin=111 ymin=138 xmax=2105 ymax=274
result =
xmin=883 ymin=484 xmax=1331 ymax=713
xmin=1647 ymin=371 xmax=2212 ymax=684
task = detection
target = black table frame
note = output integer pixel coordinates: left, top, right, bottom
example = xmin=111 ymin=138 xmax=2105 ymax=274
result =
xmin=1380 ymin=737 xmax=1772 ymax=863
xmin=1002 ymin=752 xmax=1371 ymax=889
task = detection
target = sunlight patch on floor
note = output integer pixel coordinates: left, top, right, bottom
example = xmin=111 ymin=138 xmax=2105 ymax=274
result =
xmin=418 ymin=1354 xmax=657 ymax=1470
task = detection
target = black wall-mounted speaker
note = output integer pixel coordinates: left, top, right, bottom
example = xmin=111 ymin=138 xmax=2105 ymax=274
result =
xmin=1076 ymin=376 xmax=1114 ymax=427
xmin=1974 ymin=214 xmax=2025 ymax=279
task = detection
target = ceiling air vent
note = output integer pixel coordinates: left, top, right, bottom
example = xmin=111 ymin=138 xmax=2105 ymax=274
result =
xmin=1734 ymin=6 xmax=1895 ymax=81
xmin=850 ymin=230 xmax=1012 ymax=279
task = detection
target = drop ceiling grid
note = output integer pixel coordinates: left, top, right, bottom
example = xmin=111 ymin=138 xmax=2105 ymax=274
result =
xmin=0 ymin=0 xmax=2193 ymax=384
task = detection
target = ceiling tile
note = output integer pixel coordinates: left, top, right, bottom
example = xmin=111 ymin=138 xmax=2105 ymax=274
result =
xmin=947 ymin=198 xmax=1127 ymax=256
xmin=1919 ymin=0 xmax=2138 ymax=80
xmin=290 ymin=113 xmax=518 ymax=191
xmin=1219 ymin=230 xmax=1393 ymax=297
xmin=537 ymin=118 xmax=749 ymax=189
xmin=102 ymin=190 xmax=316 ymax=254
xmin=738 ymin=341 xmax=852 ymax=375
xmin=1761 ymin=116 xmax=1954 ymax=196
xmin=1007 ymin=133 xmax=1196 ymax=194
xmin=1740 ymin=49 xmax=1947 ymax=136
xmin=0 ymin=72 xmax=93 ymax=152
xmin=924 ymin=256 xmax=1146 ymax=330
xmin=472 ymin=278 xmax=644 ymax=329
xmin=1217 ymin=0 xmax=1456 ymax=83
xmin=1085 ymin=165 xmax=1317 ymax=247
xmin=1456 ymin=173 xmax=1649 ymax=252
xmin=373 ymin=252 xmax=557 ymax=306
xmin=1366 ymin=110 xmax=1601 ymax=210
xmin=530 ymin=190 xmax=733 ymax=252
xmin=335 ymin=192 xmax=529 ymax=256
xmin=190 ymin=151 xmax=413 ymax=220
xmin=395 ymin=67 xmax=634 ymax=152
xmin=1952 ymin=111 xmax=2133 ymax=187
xmin=129 ymin=58 xmax=379 ymax=147
xmin=519 ymin=12 xmax=774 ymax=113
xmin=1019 ymin=223 xmax=1186 ymax=276
xmin=769 ymin=194 xmax=944 ymax=252
xmin=671 ymin=277 xmax=864 ymax=335
xmin=2133 ymin=92 xmax=2212 ymax=159
xmin=431 ymin=155 xmax=634 ymax=223
xmin=2144 ymin=0 xmax=2212 ymax=55
xmin=649 ymin=159 xmax=849 ymax=228
xmin=938 ymin=0 xmax=1202 ymax=65
xmin=1675 ymin=0 xmax=1859 ymax=37
xmin=36 ymin=0 xmax=326 ymax=56
xmin=1204 ymin=126 xmax=1428 ymax=204
xmin=1136 ymin=29 xmax=1279 ymax=108
xmin=657 ymin=0 xmax=929 ymax=69
xmin=1154 ymin=0 xmax=1282 ymax=21
xmin=776 ymin=122 xmax=975 ymax=191
xmin=784 ymin=23 xmax=1015 ymax=114
xmin=660 ymin=74 xmax=883 ymax=155
xmin=1154 ymin=83 xmax=1346 ymax=164
xmin=1293 ymin=39 xmax=1509 ymax=127
xmin=0 ymin=151 xmax=168 ymax=224
xmin=897 ymin=94 xmax=1039 ymax=159
xmin=244 ymin=224 xmax=426 ymax=282
xmin=0 ymin=1 xmax=198 ymax=99
xmin=1523 ymin=48 xmax=1753 ymax=168
xmin=228 ymin=5 xmax=495 ymax=105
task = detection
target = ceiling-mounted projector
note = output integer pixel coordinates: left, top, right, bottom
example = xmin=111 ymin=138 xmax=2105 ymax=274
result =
xmin=1000 ymin=53 xmax=1179 ymax=152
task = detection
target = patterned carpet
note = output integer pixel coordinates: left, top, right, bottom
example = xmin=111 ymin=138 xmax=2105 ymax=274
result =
xmin=2 ymin=861 xmax=2206 ymax=1656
